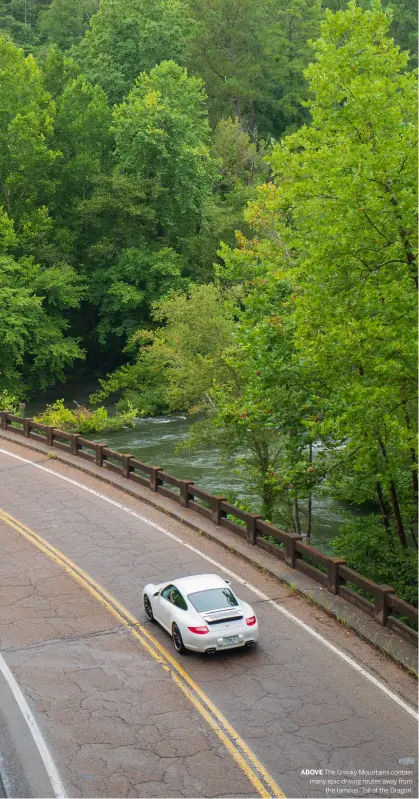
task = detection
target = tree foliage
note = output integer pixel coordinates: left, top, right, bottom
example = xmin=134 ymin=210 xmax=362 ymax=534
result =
xmin=188 ymin=0 xmax=324 ymax=136
xmin=112 ymin=61 xmax=215 ymax=242
xmin=0 ymin=0 xmax=50 ymax=50
xmin=94 ymin=283 xmax=235 ymax=415
xmin=213 ymin=2 xmax=418 ymax=544
xmin=0 ymin=253 xmax=84 ymax=394
xmin=0 ymin=37 xmax=84 ymax=394
xmin=82 ymin=61 xmax=217 ymax=347
xmin=37 ymin=0 xmax=98 ymax=51
xmin=0 ymin=0 xmax=416 ymax=602
xmin=73 ymin=0 xmax=195 ymax=104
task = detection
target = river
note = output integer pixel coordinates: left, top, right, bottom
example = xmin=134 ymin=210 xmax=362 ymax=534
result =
xmin=27 ymin=380 xmax=359 ymax=553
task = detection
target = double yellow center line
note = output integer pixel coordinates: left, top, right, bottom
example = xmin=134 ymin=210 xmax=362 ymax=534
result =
xmin=0 ymin=508 xmax=285 ymax=799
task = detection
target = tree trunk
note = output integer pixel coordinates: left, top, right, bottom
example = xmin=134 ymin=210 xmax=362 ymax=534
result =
xmin=379 ymin=440 xmax=407 ymax=548
xmin=261 ymin=482 xmax=275 ymax=521
xmin=411 ymin=459 xmax=418 ymax=509
xmin=403 ymin=405 xmax=418 ymax=509
xmin=307 ymin=494 xmax=312 ymax=544
xmin=376 ymin=481 xmax=392 ymax=538
xmin=233 ymin=97 xmax=241 ymax=119
xmin=388 ymin=480 xmax=408 ymax=547
xmin=293 ymin=498 xmax=301 ymax=536
xmin=249 ymin=100 xmax=255 ymax=133
xmin=410 ymin=526 xmax=418 ymax=549
xmin=254 ymin=439 xmax=275 ymax=520
xmin=306 ymin=442 xmax=313 ymax=543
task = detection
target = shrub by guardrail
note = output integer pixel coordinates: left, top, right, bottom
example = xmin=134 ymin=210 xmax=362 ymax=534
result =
xmin=1 ymin=410 xmax=417 ymax=648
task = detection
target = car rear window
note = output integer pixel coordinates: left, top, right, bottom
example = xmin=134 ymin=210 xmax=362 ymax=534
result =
xmin=187 ymin=587 xmax=239 ymax=612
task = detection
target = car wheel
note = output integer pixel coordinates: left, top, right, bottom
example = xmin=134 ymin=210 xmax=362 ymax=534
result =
xmin=172 ymin=623 xmax=186 ymax=654
xmin=144 ymin=595 xmax=155 ymax=622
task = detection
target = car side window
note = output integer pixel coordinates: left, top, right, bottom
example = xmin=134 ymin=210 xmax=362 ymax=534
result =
xmin=161 ymin=584 xmax=175 ymax=600
xmin=161 ymin=585 xmax=187 ymax=610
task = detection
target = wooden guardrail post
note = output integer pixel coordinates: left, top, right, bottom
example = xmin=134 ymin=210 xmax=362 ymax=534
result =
xmin=95 ymin=444 xmax=105 ymax=467
xmin=46 ymin=426 xmax=54 ymax=446
xmin=247 ymin=513 xmax=262 ymax=545
xmin=374 ymin=585 xmax=395 ymax=626
xmin=327 ymin=557 xmax=345 ymax=594
xmin=284 ymin=533 xmax=302 ymax=568
xmin=23 ymin=418 xmax=32 ymax=437
xmin=150 ymin=467 xmax=162 ymax=492
xmin=70 ymin=433 xmax=80 ymax=456
xmin=180 ymin=480 xmax=194 ymax=508
xmin=121 ymin=454 xmax=132 ymax=479
xmin=211 ymin=496 xmax=226 ymax=525
xmin=0 ymin=411 xmax=6 ymax=429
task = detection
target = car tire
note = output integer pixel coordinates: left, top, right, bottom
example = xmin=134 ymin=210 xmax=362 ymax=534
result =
xmin=172 ymin=623 xmax=186 ymax=654
xmin=144 ymin=595 xmax=155 ymax=622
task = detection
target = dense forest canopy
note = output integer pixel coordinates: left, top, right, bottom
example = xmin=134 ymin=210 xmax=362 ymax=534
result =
xmin=0 ymin=0 xmax=417 ymax=597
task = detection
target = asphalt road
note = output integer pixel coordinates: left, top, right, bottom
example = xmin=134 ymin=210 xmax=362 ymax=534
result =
xmin=0 ymin=444 xmax=417 ymax=799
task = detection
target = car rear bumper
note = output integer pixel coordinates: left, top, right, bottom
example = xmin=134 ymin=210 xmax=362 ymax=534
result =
xmin=184 ymin=624 xmax=259 ymax=653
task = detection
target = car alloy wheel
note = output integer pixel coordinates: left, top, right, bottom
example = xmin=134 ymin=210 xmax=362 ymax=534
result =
xmin=144 ymin=595 xmax=155 ymax=622
xmin=172 ymin=623 xmax=186 ymax=654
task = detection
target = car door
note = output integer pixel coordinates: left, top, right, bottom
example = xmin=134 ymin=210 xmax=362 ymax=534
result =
xmin=160 ymin=585 xmax=188 ymax=633
xmin=158 ymin=584 xmax=177 ymax=631
xmin=152 ymin=584 xmax=172 ymax=628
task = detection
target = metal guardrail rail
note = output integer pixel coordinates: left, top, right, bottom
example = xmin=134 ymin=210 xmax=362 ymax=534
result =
xmin=1 ymin=411 xmax=417 ymax=648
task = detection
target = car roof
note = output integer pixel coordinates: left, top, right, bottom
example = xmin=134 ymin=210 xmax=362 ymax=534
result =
xmin=172 ymin=574 xmax=229 ymax=594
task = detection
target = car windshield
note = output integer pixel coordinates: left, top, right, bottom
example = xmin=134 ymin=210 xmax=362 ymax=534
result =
xmin=187 ymin=587 xmax=239 ymax=612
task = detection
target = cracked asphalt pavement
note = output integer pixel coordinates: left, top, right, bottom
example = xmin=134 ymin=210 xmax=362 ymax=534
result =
xmin=0 ymin=443 xmax=417 ymax=798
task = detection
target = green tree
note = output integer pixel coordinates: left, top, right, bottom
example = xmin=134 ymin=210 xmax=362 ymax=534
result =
xmin=81 ymin=61 xmax=217 ymax=347
xmin=0 ymin=36 xmax=58 ymax=249
xmin=188 ymin=0 xmax=323 ymax=136
xmin=39 ymin=43 xmax=79 ymax=97
xmin=188 ymin=0 xmax=266 ymax=126
xmin=93 ymin=283 xmax=235 ymax=415
xmin=0 ymin=255 xmax=84 ymax=396
xmin=0 ymin=219 xmax=84 ymax=396
xmin=261 ymin=0 xmax=323 ymax=135
xmin=203 ymin=230 xmax=323 ymax=526
xmin=0 ymin=0 xmax=50 ymax=50
xmin=386 ymin=0 xmax=417 ymax=66
xmin=224 ymin=2 xmax=417 ymax=543
xmin=324 ymin=0 xmax=418 ymax=66
xmin=0 ymin=36 xmax=85 ymax=395
xmin=48 ymin=74 xmax=112 ymax=252
xmin=74 ymin=0 xmax=196 ymax=104
xmin=37 ymin=0 xmax=99 ymax=51
xmin=183 ymin=117 xmax=270 ymax=281
xmin=112 ymin=60 xmax=216 ymax=242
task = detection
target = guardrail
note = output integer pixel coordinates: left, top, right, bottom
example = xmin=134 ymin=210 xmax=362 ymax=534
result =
xmin=1 ymin=410 xmax=417 ymax=648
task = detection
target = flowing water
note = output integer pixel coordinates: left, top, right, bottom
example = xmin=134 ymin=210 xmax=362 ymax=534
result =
xmin=27 ymin=380 xmax=362 ymax=553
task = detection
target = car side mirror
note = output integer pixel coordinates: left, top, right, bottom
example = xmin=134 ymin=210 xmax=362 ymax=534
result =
xmin=224 ymin=579 xmax=231 ymax=585
xmin=153 ymin=590 xmax=160 ymax=596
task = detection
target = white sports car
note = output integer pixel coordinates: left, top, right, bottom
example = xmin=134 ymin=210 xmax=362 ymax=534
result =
xmin=142 ymin=573 xmax=259 ymax=654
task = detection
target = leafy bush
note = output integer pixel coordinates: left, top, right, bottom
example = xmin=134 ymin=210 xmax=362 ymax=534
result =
xmin=0 ymin=390 xmax=20 ymax=413
xmin=332 ymin=517 xmax=418 ymax=608
xmin=34 ymin=399 xmax=137 ymax=434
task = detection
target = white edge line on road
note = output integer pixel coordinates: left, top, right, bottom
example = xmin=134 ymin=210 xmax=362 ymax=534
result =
xmin=1 ymin=446 xmax=418 ymax=723
xmin=0 ymin=653 xmax=66 ymax=798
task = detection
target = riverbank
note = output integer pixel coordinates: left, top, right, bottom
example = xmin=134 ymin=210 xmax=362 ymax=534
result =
xmin=25 ymin=382 xmax=367 ymax=554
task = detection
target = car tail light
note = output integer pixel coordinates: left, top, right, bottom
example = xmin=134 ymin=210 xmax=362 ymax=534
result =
xmin=246 ymin=616 xmax=256 ymax=626
xmin=188 ymin=625 xmax=209 ymax=634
